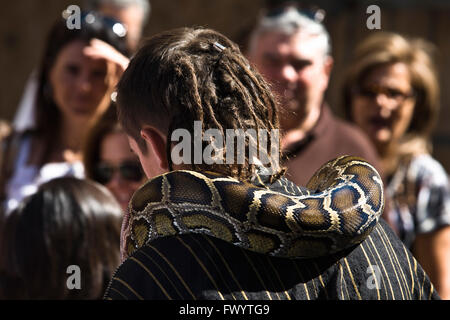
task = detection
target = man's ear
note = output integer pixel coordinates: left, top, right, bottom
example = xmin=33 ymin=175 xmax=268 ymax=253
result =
xmin=140 ymin=126 xmax=169 ymax=171
xmin=321 ymin=56 xmax=334 ymax=91
xmin=324 ymin=56 xmax=334 ymax=77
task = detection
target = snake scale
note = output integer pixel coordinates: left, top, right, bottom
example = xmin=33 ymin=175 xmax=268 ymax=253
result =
xmin=122 ymin=155 xmax=384 ymax=259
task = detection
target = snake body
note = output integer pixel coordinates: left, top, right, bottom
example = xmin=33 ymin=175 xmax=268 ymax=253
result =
xmin=123 ymin=155 xmax=384 ymax=258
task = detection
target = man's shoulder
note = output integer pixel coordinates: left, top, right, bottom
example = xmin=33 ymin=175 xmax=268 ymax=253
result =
xmin=342 ymin=218 xmax=440 ymax=299
xmin=105 ymin=234 xmax=250 ymax=300
xmin=105 ymin=221 xmax=440 ymax=300
xmin=105 ymin=234 xmax=210 ymax=299
xmin=326 ymin=110 xmax=374 ymax=148
xmin=320 ymin=106 xmax=380 ymax=168
xmin=285 ymin=105 xmax=381 ymax=180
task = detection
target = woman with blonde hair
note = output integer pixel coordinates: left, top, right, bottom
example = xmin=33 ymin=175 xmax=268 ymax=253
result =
xmin=342 ymin=32 xmax=450 ymax=298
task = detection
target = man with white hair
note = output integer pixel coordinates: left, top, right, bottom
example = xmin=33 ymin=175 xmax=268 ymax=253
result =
xmin=248 ymin=5 xmax=380 ymax=186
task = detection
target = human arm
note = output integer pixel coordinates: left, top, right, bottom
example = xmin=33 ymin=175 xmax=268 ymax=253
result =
xmin=83 ymin=39 xmax=130 ymax=92
xmin=411 ymin=157 xmax=450 ymax=299
xmin=83 ymin=38 xmax=129 ymax=72
xmin=414 ymin=226 xmax=450 ymax=299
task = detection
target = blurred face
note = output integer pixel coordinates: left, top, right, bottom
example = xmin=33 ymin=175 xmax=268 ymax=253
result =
xmin=351 ymin=63 xmax=416 ymax=152
xmin=99 ymin=132 xmax=145 ymax=211
xmin=249 ymin=31 xmax=332 ymax=131
xmin=49 ymin=40 xmax=112 ymax=122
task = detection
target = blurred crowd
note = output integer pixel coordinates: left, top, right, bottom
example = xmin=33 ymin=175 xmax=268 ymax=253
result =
xmin=0 ymin=0 xmax=449 ymax=300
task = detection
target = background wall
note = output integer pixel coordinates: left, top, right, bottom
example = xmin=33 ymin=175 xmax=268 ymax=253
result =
xmin=1 ymin=0 xmax=449 ymax=171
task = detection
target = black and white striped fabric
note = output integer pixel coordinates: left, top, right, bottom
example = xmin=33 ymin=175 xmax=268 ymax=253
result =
xmin=104 ymin=217 xmax=439 ymax=300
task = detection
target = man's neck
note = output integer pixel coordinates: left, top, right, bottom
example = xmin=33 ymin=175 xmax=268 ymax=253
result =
xmin=281 ymin=103 xmax=321 ymax=150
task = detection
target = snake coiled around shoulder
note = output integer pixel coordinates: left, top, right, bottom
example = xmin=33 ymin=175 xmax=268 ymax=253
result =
xmin=122 ymin=155 xmax=384 ymax=259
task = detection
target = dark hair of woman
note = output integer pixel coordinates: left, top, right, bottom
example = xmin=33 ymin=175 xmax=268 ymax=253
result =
xmin=0 ymin=177 xmax=122 ymax=299
xmin=83 ymin=104 xmax=121 ymax=181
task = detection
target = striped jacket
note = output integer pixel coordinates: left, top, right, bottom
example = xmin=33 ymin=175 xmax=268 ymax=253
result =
xmin=104 ymin=218 xmax=439 ymax=300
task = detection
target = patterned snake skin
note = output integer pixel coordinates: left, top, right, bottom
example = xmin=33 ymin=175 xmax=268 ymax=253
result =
xmin=123 ymin=155 xmax=384 ymax=259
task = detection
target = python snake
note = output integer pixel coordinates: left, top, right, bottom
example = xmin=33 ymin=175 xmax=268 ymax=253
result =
xmin=122 ymin=155 xmax=384 ymax=259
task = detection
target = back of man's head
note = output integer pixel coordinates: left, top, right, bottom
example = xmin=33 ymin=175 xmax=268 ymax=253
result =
xmin=116 ymin=27 xmax=283 ymax=181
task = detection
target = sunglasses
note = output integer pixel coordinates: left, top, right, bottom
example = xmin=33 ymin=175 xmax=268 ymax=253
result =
xmin=62 ymin=9 xmax=128 ymax=38
xmin=264 ymin=2 xmax=326 ymax=23
xmin=80 ymin=11 xmax=128 ymax=38
xmin=94 ymin=161 xmax=144 ymax=185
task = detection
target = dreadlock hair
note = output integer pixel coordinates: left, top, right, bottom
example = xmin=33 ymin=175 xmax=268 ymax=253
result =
xmin=116 ymin=27 xmax=285 ymax=182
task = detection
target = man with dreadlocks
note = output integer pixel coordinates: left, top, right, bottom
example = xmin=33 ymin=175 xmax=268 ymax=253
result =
xmin=104 ymin=27 xmax=439 ymax=300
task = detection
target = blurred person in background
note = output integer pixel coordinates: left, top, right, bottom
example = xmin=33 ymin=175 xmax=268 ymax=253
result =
xmin=0 ymin=121 xmax=11 ymax=206
xmin=0 ymin=120 xmax=11 ymax=161
xmin=0 ymin=14 xmax=129 ymax=215
xmin=342 ymin=31 xmax=450 ymax=299
xmin=246 ymin=3 xmax=380 ymax=187
xmin=0 ymin=177 xmax=122 ymax=299
xmin=83 ymin=105 xmax=145 ymax=212
xmin=12 ymin=0 xmax=150 ymax=141
xmin=0 ymin=120 xmax=10 ymax=142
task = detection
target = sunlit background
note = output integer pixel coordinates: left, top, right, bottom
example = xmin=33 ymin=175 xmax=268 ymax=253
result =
xmin=1 ymin=0 xmax=449 ymax=171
